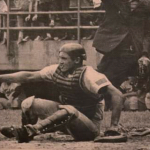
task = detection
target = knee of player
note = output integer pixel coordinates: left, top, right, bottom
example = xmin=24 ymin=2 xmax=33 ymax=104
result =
xmin=21 ymin=96 xmax=35 ymax=112
xmin=59 ymin=105 xmax=79 ymax=117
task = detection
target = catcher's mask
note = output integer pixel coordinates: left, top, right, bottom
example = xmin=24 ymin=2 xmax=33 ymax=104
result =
xmin=59 ymin=43 xmax=87 ymax=60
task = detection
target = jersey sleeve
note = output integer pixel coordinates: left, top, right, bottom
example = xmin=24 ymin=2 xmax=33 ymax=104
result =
xmin=82 ymin=66 xmax=111 ymax=95
xmin=40 ymin=64 xmax=58 ymax=82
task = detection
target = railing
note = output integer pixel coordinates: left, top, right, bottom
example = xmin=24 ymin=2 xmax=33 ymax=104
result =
xmin=0 ymin=0 xmax=105 ymax=50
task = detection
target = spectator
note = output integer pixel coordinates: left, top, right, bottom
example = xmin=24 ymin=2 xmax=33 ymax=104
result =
xmin=56 ymin=0 xmax=74 ymax=41
xmin=25 ymin=0 xmax=62 ymax=41
xmin=120 ymin=76 xmax=139 ymax=111
xmin=0 ymin=82 xmax=26 ymax=109
xmin=0 ymin=0 xmax=8 ymax=45
xmin=145 ymin=92 xmax=150 ymax=110
xmin=13 ymin=0 xmax=30 ymax=44
xmin=80 ymin=0 xmax=104 ymax=40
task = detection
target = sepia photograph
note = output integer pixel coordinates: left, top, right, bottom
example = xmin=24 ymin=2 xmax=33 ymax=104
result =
xmin=0 ymin=0 xmax=150 ymax=149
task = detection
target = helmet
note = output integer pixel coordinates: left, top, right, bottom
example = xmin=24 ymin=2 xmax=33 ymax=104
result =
xmin=59 ymin=43 xmax=87 ymax=60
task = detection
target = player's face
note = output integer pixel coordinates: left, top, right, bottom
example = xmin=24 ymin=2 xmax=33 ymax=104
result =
xmin=59 ymin=52 xmax=75 ymax=72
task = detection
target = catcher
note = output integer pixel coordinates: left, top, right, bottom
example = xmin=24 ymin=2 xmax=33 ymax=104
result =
xmin=0 ymin=43 xmax=125 ymax=143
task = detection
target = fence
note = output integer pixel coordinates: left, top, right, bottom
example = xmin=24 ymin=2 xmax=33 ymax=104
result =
xmin=0 ymin=0 xmax=105 ymax=50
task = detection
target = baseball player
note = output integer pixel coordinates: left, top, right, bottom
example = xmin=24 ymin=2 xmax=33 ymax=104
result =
xmin=0 ymin=43 xmax=124 ymax=143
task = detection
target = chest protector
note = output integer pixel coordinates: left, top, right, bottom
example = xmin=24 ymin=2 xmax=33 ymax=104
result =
xmin=52 ymin=66 xmax=100 ymax=109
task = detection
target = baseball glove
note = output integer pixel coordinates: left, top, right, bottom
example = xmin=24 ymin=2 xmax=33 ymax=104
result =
xmin=94 ymin=134 xmax=127 ymax=143
xmin=104 ymin=124 xmax=128 ymax=136
xmin=94 ymin=124 xmax=128 ymax=143
xmin=1 ymin=126 xmax=15 ymax=138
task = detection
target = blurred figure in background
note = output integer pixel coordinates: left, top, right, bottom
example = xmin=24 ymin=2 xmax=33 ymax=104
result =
xmin=0 ymin=82 xmax=26 ymax=110
xmin=120 ymin=76 xmax=139 ymax=111
xmin=120 ymin=54 xmax=150 ymax=111
xmin=26 ymin=0 xmax=54 ymax=41
xmin=13 ymin=0 xmax=30 ymax=44
xmin=0 ymin=0 xmax=8 ymax=45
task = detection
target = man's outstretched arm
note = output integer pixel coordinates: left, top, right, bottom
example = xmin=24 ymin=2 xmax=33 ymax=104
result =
xmin=104 ymin=85 xmax=124 ymax=127
xmin=0 ymin=71 xmax=42 ymax=83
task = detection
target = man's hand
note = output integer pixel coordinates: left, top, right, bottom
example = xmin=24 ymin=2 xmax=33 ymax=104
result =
xmin=105 ymin=124 xmax=127 ymax=136
xmin=138 ymin=56 xmax=150 ymax=67
xmin=25 ymin=15 xmax=31 ymax=22
xmin=32 ymin=15 xmax=38 ymax=21
xmin=93 ymin=0 xmax=102 ymax=8
xmin=104 ymin=126 xmax=121 ymax=136
xmin=94 ymin=124 xmax=128 ymax=143
xmin=138 ymin=56 xmax=150 ymax=78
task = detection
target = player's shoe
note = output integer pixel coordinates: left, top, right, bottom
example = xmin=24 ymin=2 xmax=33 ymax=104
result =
xmin=1 ymin=126 xmax=32 ymax=143
xmin=1 ymin=126 xmax=15 ymax=138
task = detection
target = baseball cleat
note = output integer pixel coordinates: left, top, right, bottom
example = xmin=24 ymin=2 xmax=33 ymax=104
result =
xmin=1 ymin=126 xmax=15 ymax=138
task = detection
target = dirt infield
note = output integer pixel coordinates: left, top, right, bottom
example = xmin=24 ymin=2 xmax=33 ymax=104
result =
xmin=1 ymin=133 xmax=150 ymax=150
xmin=1 ymin=110 xmax=150 ymax=150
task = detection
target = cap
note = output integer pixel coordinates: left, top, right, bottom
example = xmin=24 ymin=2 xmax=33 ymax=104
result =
xmin=59 ymin=43 xmax=87 ymax=60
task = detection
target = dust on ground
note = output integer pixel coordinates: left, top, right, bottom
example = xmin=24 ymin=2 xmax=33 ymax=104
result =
xmin=1 ymin=131 xmax=150 ymax=150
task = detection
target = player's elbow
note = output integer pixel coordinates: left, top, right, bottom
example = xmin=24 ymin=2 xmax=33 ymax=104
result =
xmin=107 ymin=85 xmax=124 ymax=103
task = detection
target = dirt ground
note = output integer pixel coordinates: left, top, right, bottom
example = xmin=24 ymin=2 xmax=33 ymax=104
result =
xmin=1 ymin=134 xmax=150 ymax=150
xmin=1 ymin=110 xmax=150 ymax=150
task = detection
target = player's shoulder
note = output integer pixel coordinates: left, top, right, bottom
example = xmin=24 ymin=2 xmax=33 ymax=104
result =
xmin=40 ymin=64 xmax=58 ymax=74
xmin=85 ymin=66 xmax=106 ymax=77
xmin=43 ymin=64 xmax=58 ymax=70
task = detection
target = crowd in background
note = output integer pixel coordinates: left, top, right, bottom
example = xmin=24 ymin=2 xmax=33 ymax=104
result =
xmin=0 ymin=0 xmax=104 ymax=45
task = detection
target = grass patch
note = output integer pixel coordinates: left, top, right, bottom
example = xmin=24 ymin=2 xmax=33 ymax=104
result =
xmin=0 ymin=110 xmax=150 ymax=130
xmin=102 ymin=111 xmax=150 ymax=130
